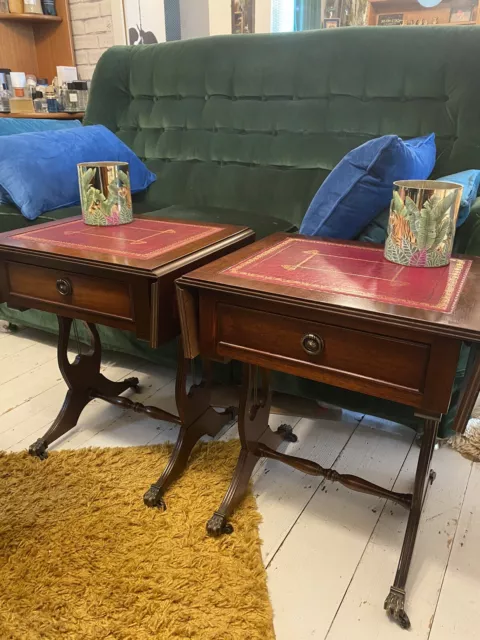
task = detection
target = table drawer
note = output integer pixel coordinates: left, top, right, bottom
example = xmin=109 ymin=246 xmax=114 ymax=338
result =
xmin=6 ymin=261 xmax=133 ymax=321
xmin=212 ymin=302 xmax=431 ymax=402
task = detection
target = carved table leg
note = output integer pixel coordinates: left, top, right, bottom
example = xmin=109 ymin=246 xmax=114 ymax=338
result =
xmin=206 ymin=364 xmax=285 ymax=537
xmin=453 ymin=344 xmax=480 ymax=434
xmin=143 ymin=353 xmax=236 ymax=510
xmin=29 ymin=317 xmax=139 ymax=459
xmin=384 ymin=415 xmax=439 ymax=630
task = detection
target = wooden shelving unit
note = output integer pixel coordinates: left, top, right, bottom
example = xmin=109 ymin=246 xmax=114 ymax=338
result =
xmin=0 ymin=1 xmax=74 ymax=82
xmin=0 ymin=13 xmax=62 ymax=23
xmin=367 ymin=0 xmax=480 ymax=26
xmin=0 ymin=111 xmax=84 ymax=119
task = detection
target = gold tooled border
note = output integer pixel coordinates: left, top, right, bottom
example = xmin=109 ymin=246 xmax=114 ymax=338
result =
xmin=222 ymin=237 xmax=472 ymax=314
xmin=16 ymin=219 xmax=223 ymax=261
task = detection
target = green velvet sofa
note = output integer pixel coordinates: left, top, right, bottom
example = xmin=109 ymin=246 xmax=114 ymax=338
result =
xmin=2 ymin=26 xmax=480 ymax=437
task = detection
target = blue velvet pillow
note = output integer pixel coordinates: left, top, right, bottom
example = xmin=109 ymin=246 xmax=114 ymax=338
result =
xmin=0 ymin=117 xmax=81 ymax=137
xmin=0 ymin=120 xmax=82 ymax=205
xmin=437 ymin=170 xmax=480 ymax=227
xmin=0 ymin=125 xmax=156 ymax=220
xmin=300 ymin=134 xmax=436 ymax=239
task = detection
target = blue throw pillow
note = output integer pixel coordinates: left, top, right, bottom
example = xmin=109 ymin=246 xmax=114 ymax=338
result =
xmin=300 ymin=134 xmax=436 ymax=239
xmin=0 ymin=125 xmax=156 ymax=220
xmin=0 ymin=117 xmax=81 ymax=137
xmin=0 ymin=119 xmax=83 ymax=205
xmin=437 ymin=170 xmax=480 ymax=227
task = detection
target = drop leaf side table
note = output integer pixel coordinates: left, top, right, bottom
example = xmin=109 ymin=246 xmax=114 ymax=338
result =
xmin=0 ymin=214 xmax=253 ymax=508
xmin=175 ymin=233 xmax=480 ymax=630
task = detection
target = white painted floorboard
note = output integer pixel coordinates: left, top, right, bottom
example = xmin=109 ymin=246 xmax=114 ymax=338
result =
xmin=0 ymin=325 xmax=478 ymax=639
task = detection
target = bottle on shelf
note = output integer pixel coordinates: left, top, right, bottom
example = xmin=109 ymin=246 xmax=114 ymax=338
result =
xmin=63 ymin=81 xmax=88 ymax=112
xmin=41 ymin=0 xmax=56 ymax=15
xmin=33 ymin=91 xmax=48 ymax=113
xmin=23 ymin=0 xmax=43 ymax=14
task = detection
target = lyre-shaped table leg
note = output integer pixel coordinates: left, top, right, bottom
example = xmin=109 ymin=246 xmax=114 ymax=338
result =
xmin=29 ymin=316 xmax=139 ymax=459
xmin=143 ymin=352 xmax=237 ymax=510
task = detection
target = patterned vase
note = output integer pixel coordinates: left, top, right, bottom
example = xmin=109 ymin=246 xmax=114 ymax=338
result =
xmin=384 ymin=180 xmax=462 ymax=268
xmin=78 ymin=162 xmax=133 ymax=226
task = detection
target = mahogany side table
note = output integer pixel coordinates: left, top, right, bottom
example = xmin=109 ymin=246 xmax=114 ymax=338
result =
xmin=176 ymin=233 xmax=480 ymax=630
xmin=0 ymin=215 xmax=253 ymax=505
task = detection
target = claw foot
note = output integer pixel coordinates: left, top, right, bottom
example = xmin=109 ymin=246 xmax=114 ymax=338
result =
xmin=206 ymin=512 xmax=234 ymax=537
xmin=384 ymin=587 xmax=411 ymax=630
xmin=224 ymin=405 xmax=238 ymax=421
xmin=28 ymin=439 xmax=49 ymax=460
xmin=125 ymin=377 xmax=140 ymax=392
xmin=276 ymin=423 xmax=298 ymax=443
xmin=429 ymin=469 xmax=437 ymax=484
xmin=143 ymin=485 xmax=166 ymax=510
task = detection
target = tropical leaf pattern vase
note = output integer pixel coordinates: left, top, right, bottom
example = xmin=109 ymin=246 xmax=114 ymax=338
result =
xmin=384 ymin=180 xmax=462 ymax=268
xmin=78 ymin=162 xmax=133 ymax=226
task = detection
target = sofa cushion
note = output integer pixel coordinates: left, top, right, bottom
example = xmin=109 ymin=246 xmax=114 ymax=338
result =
xmin=0 ymin=203 xmax=81 ymax=234
xmin=151 ymin=205 xmax=296 ymax=239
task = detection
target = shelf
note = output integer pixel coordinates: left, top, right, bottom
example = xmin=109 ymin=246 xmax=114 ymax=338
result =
xmin=0 ymin=112 xmax=84 ymax=119
xmin=0 ymin=12 xmax=62 ymax=23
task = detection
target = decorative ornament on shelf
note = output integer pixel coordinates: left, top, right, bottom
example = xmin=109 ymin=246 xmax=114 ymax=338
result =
xmin=384 ymin=180 xmax=462 ymax=268
xmin=417 ymin=0 xmax=442 ymax=7
xmin=78 ymin=162 xmax=133 ymax=227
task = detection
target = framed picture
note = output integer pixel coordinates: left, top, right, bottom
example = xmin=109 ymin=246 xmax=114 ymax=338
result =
xmin=232 ymin=0 xmax=255 ymax=34
xmin=450 ymin=8 xmax=473 ymax=22
xmin=323 ymin=18 xmax=340 ymax=28
xmin=377 ymin=13 xmax=404 ymax=26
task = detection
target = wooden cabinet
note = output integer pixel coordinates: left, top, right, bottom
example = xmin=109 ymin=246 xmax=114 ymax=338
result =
xmin=367 ymin=0 xmax=480 ymax=27
xmin=0 ymin=0 xmax=74 ymax=82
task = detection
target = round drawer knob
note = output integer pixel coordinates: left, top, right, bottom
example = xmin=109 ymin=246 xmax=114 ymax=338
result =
xmin=56 ymin=278 xmax=72 ymax=296
xmin=301 ymin=333 xmax=324 ymax=356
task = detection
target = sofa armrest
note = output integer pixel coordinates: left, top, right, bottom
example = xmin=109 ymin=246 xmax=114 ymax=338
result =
xmin=454 ymin=197 xmax=480 ymax=256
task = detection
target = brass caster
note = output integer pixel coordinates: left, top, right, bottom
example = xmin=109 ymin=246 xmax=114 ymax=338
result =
xmin=384 ymin=586 xmax=411 ymax=630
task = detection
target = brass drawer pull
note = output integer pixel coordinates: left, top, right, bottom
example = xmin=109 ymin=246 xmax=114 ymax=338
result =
xmin=301 ymin=333 xmax=324 ymax=355
xmin=56 ymin=278 xmax=72 ymax=296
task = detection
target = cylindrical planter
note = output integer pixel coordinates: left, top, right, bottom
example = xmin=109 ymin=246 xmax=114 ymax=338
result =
xmin=384 ymin=180 xmax=462 ymax=268
xmin=78 ymin=161 xmax=133 ymax=226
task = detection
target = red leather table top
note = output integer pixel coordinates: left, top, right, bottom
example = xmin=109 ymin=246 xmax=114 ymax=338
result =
xmin=16 ymin=218 xmax=223 ymax=261
xmin=222 ymin=237 xmax=471 ymax=314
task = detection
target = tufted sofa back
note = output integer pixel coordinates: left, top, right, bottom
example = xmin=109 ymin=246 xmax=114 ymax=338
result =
xmin=85 ymin=27 xmax=480 ymax=228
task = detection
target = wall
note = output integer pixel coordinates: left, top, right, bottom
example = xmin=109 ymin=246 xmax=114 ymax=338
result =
xmin=180 ymin=0 xmax=210 ymax=39
xmin=208 ymin=0 xmax=272 ymax=35
xmin=208 ymin=0 xmax=231 ymax=35
xmin=69 ymin=0 xmax=114 ymax=80
xmin=73 ymin=0 xmax=274 ymax=80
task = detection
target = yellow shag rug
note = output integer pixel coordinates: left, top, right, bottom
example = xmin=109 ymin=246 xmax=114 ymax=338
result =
xmin=0 ymin=441 xmax=275 ymax=640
